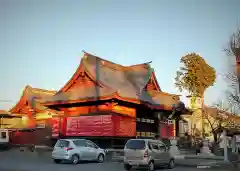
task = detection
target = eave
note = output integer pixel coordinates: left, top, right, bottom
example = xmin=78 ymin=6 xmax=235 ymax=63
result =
xmin=9 ymin=85 xmax=56 ymax=113
xmin=9 ymin=85 xmax=30 ymax=113
xmin=0 ymin=110 xmax=11 ymax=115
xmin=58 ymin=53 xmax=105 ymax=93
xmin=151 ymin=70 xmax=161 ymax=91
xmin=42 ymin=91 xmax=177 ymax=111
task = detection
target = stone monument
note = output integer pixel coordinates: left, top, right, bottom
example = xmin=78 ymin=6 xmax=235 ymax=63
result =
xmin=200 ymin=139 xmax=214 ymax=156
xmin=169 ymin=137 xmax=180 ymax=156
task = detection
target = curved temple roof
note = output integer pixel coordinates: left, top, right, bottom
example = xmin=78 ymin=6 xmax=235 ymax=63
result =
xmin=9 ymin=85 xmax=56 ymax=113
xmin=58 ymin=52 xmax=161 ymax=92
xmin=82 ymin=53 xmax=159 ymax=92
xmin=43 ymin=52 xmax=180 ymax=110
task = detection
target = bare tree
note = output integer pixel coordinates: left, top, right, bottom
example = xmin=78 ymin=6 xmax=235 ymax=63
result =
xmin=224 ymin=29 xmax=240 ymax=110
xmin=224 ymin=29 xmax=240 ymax=57
xmin=203 ymin=101 xmax=236 ymax=144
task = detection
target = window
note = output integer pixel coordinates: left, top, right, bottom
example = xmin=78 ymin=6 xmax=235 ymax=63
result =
xmin=125 ymin=140 xmax=146 ymax=150
xmin=55 ymin=140 xmax=69 ymax=147
xmin=148 ymin=142 xmax=152 ymax=150
xmin=158 ymin=143 xmax=166 ymax=151
xmin=36 ymin=123 xmax=45 ymax=128
xmin=73 ymin=140 xmax=87 ymax=147
xmin=1 ymin=132 xmax=6 ymax=139
xmin=87 ymin=141 xmax=99 ymax=149
xmin=150 ymin=142 xmax=159 ymax=150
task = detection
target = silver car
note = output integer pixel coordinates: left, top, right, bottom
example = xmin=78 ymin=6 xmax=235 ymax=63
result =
xmin=123 ymin=139 xmax=175 ymax=171
xmin=52 ymin=139 xmax=106 ymax=164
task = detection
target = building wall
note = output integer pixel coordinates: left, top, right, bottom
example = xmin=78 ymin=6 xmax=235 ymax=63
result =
xmin=0 ymin=117 xmax=27 ymax=128
xmin=182 ymin=110 xmax=214 ymax=139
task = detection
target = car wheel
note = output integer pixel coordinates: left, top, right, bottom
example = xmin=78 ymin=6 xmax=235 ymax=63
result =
xmin=168 ymin=159 xmax=175 ymax=169
xmin=53 ymin=159 xmax=61 ymax=164
xmin=148 ymin=161 xmax=155 ymax=171
xmin=124 ymin=164 xmax=132 ymax=170
xmin=97 ymin=153 xmax=105 ymax=163
xmin=71 ymin=154 xmax=79 ymax=164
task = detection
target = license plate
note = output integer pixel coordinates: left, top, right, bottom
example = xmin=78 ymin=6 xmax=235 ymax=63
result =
xmin=129 ymin=161 xmax=139 ymax=165
xmin=128 ymin=156 xmax=142 ymax=160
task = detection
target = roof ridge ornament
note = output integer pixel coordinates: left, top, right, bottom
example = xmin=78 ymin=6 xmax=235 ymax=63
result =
xmin=82 ymin=51 xmax=88 ymax=59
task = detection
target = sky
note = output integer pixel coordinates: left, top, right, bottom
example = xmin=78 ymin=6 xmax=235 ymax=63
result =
xmin=0 ymin=0 xmax=239 ymax=110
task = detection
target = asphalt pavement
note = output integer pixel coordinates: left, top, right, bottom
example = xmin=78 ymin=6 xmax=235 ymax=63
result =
xmin=0 ymin=161 xmax=223 ymax=171
xmin=0 ymin=150 xmax=235 ymax=171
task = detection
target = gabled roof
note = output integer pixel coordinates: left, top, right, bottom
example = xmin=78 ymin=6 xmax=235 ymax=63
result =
xmin=59 ymin=52 xmax=161 ymax=92
xmin=0 ymin=110 xmax=10 ymax=115
xmin=82 ymin=53 xmax=160 ymax=92
xmin=203 ymin=106 xmax=240 ymax=125
xmin=9 ymin=85 xmax=56 ymax=113
xmin=43 ymin=53 xmax=180 ymax=110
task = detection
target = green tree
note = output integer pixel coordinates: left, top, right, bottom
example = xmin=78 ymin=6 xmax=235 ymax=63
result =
xmin=175 ymin=53 xmax=216 ymax=97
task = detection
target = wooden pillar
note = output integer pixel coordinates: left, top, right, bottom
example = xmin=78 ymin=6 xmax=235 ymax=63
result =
xmin=173 ymin=119 xmax=176 ymax=137
xmin=175 ymin=120 xmax=179 ymax=137
xmin=111 ymin=139 xmax=114 ymax=149
xmin=0 ymin=117 xmax=2 ymax=128
xmin=223 ymin=129 xmax=229 ymax=162
xmin=231 ymin=135 xmax=237 ymax=153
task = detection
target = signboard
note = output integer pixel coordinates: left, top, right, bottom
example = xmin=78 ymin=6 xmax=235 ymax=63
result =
xmin=113 ymin=115 xmax=136 ymax=137
xmin=65 ymin=115 xmax=136 ymax=137
xmin=51 ymin=117 xmax=60 ymax=137
xmin=159 ymin=121 xmax=174 ymax=138
xmin=66 ymin=115 xmax=113 ymax=136
xmin=36 ymin=123 xmax=46 ymax=128
xmin=236 ymin=135 xmax=240 ymax=143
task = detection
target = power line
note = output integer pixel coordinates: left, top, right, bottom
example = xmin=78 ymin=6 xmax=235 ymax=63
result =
xmin=0 ymin=100 xmax=16 ymax=103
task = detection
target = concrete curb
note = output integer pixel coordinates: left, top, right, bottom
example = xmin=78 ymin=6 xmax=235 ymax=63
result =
xmin=108 ymin=155 xmax=235 ymax=168
xmin=185 ymin=155 xmax=224 ymax=161
xmin=197 ymin=161 xmax=240 ymax=170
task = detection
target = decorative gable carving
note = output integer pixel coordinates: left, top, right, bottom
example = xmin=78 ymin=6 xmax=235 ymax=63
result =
xmin=66 ymin=72 xmax=96 ymax=91
xmin=145 ymin=75 xmax=159 ymax=91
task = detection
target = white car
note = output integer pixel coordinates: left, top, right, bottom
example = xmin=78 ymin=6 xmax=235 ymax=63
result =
xmin=0 ymin=129 xmax=9 ymax=150
xmin=123 ymin=139 xmax=175 ymax=171
xmin=52 ymin=139 xmax=106 ymax=164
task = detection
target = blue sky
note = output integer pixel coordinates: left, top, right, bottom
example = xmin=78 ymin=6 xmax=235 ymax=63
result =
xmin=0 ymin=0 xmax=239 ymax=110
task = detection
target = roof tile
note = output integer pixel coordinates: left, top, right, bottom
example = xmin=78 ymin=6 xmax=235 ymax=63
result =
xmin=43 ymin=53 xmax=179 ymax=108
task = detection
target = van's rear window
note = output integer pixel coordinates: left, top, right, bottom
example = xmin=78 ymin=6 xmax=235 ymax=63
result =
xmin=125 ymin=140 xmax=146 ymax=149
xmin=1 ymin=132 xmax=6 ymax=139
xmin=55 ymin=140 xmax=69 ymax=147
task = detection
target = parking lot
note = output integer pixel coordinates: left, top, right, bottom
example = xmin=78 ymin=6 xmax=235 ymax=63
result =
xmin=0 ymin=150 xmax=222 ymax=171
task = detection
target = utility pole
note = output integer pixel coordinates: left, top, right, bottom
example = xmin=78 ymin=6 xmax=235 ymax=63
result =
xmin=201 ymin=96 xmax=205 ymax=139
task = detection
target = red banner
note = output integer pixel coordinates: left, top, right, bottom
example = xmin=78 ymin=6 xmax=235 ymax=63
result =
xmin=66 ymin=115 xmax=113 ymax=136
xmin=159 ymin=122 xmax=174 ymax=138
xmin=113 ymin=115 xmax=136 ymax=137
xmin=51 ymin=117 xmax=60 ymax=137
xmin=65 ymin=115 xmax=136 ymax=137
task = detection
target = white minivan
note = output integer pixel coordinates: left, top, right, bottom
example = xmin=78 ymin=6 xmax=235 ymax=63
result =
xmin=0 ymin=129 xmax=9 ymax=150
xmin=124 ymin=139 xmax=175 ymax=171
xmin=52 ymin=139 xmax=106 ymax=164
